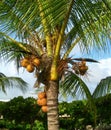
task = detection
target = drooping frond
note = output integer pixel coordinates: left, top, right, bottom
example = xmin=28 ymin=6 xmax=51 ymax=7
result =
xmin=0 ymin=72 xmax=28 ymax=93
xmin=92 ymin=76 xmax=111 ymax=98
xmin=0 ymin=32 xmax=41 ymax=70
xmin=60 ymin=72 xmax=92 ymax=100
xmin=59 ymin=71 xmax=96 ymax=110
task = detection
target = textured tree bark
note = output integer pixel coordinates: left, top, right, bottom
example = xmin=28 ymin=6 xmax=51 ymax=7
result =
xmin=46 ymin=80 xmax=59 ymax=130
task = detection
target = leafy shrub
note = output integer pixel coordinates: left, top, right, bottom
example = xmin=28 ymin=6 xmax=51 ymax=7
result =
xmin=32 ymin=120 xmax=46 ymax=130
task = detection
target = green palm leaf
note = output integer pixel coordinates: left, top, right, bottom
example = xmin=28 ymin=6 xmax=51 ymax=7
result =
xmin=59 ymin=72 xmax=96 ymax=112
xmin=63 ymin=1 xmax=111 ymax=57
xmin=0 ymin=0 xmax=110 ymax=49
xmin=60 ymin=72 xmax=92 ymax=100
xmin=0 ymin=73 xmax=28 ymax=93
xmin=92 ymin=76 xmax=111 ymax=98
xmin=0 ymin=36 xmax=26 ymax=70
xmin=0 ymin=32 xmax=41 ymax=70
xmin=0 ymin=0 xmax=38 ymax=39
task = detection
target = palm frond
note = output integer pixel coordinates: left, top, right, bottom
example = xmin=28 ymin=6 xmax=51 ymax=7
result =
xmin=60 ymin=72 xmax=92 ymax=100
xmin=63 ymin=0 xmax=111 ymax=56
xmin=0 ymin=0 xmax=38 ymax=39
xmin=0 ymin=73 xmax=28 ymax=93
xmin=0 ymin=37 xmax=25 ymax=69
xmin=0 ymin=0 xmax=110 ymax=55
xmin=0 ymin=0 xmax=68 ymax=38
xmin=59 ymin=71 xmax=97 ymax=111
xmin=72 ymin=58 xmax=99 ymax=63
xmin=37 ymin=0 xmax=69 ymax=32
xmin=92 ymin=76 xmax=111 ymax=98
xmin=103 ymin=0 xmax=111 ymax=10
xmin=0 ymin=33 xmax=41 ymax=70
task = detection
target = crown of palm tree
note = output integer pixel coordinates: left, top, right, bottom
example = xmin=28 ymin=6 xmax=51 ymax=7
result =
xmin=0 ymin=0 xmax=111 ymax=98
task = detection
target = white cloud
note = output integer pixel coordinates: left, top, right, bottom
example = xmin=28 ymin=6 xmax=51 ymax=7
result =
xmin=0 ymin=61 xmax=17 ymax=76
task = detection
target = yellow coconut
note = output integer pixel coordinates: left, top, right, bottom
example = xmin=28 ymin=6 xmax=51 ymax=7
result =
xmin=20 ymin=58 xmax=29 ymax=67
xmin=26 ymin=64 xmax=35 ymax=73
xmin=41 ymin=106 xmax=48 ymax=113
xmin=38 ymin=92 xmax=46 ymax=99
xmin=33 ymin=58 xmax=40 ymax=67
xmin=37 ymin=99 xmax=42 ymax=106
xmin=79 ymin=66 xmax=88 ymax=75
xmin=37 ymin=98 xmax=47 ymax=106
xmin=37 ymin=99 xmax=43 ymax=106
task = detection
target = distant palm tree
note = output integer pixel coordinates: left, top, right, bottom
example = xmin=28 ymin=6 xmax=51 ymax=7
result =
xmin=93 ymin=76 xmax=111 ymax=98
xmin=0 ymin=1 xmax=111 ymax=130
xmin=92 ymin=76 xmax=111 ymax=126
xmin=0 ymin=72 xmax=28 ymax=93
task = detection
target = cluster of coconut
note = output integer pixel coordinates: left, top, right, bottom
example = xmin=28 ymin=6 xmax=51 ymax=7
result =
xmin=73 ymin=61 xmax=88 ymax=75
xmin=20 ymin=55 xmax=40 ymax=73
xmin=37 ymin=92 xmax=47 ymax=113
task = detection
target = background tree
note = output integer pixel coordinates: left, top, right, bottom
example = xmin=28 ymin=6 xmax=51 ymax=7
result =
xmin=92 ymin=76 xmax=111 ymax=126
xmin=1 ymin=94 xmax=111 ymax=129
xmin=0 ymin=0 xmax=111 ymax=130
xmin=93 ymin=76 xmax=111 ymax=98
xmin=1 ymin=96 xmax=47 ymax=128
xmin=59 ymin=101 xmax=95 ymax=130
xmin=0 ymin=96 xmax=47 ymax=130
xmin=2 ymin=96 xmax=39 ymax=123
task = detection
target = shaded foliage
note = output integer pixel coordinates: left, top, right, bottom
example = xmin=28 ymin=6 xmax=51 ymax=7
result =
xmin=94 ymin=94 xmax=111 ymax=125
xmin=1 ymin=94 xmax=111 ymax=129
xmin=0 ymin=96 xmax=47 ymax=128
xmin=59 ymin=101 xmax=95 ymax=130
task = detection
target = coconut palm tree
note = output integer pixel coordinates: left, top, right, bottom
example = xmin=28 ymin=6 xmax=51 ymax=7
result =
xmin=0 ymin=72 xmax=28 ymax=93
xmin=0 ymin=0 xmax=111 ymax=130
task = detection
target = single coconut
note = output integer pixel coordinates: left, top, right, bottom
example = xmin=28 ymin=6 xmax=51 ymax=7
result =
xmin=37 ymin=99 xmax=42 ymax=106
xmin=26 ymin=64 xmax=35 ymax=73
xmin=41 ymin=106 xmax=47 ymax=113
xmin=40 ymin=98 xmax=47 ymax=106
xmin=79 ymin=66 xmax=88 ymax=75
xmin=33 ymin=58 xmax=40 ymax=67
xmin=20 ymin=58 xmax=29 ymax=67
xmin=38 ymin=92 xmax=46 ymax=99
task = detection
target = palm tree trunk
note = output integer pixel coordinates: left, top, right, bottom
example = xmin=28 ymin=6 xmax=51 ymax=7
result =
xmin=47 ymin=80 xmax=59 ymax=130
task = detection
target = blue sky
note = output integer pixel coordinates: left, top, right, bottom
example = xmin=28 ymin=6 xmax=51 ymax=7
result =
xmin=0 ymin=43 xmax=111 ymax=102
